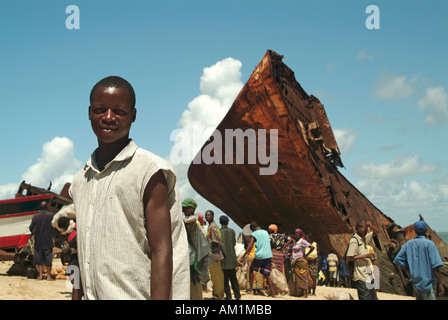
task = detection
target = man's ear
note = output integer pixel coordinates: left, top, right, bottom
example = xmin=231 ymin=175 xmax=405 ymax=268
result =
xmin=132 ymin=108 xmax=137 ymax=123
xmin=88 ymin=106 xmax=91 ymax=120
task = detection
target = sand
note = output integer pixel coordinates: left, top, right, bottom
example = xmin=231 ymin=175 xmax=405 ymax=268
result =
xmin=0 ymin=259 xmax=414 ymax=300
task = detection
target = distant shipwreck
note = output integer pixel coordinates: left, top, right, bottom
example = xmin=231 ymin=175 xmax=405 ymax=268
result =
xmin=188 ymin=50 xmax=448 ymax=296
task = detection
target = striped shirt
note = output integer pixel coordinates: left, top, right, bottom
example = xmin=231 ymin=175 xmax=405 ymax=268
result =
xmin=69 ymin=140 xmax=190 ymax=300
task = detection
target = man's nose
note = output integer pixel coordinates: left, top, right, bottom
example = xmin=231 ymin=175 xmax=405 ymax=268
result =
xmin=104 ymin=109 xmax=116 ymax=121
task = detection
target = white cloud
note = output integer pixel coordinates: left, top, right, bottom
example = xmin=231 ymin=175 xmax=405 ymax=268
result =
xmin=333 ymin=128 xmax=356 ymax=154
xmin=357 ymin=48 xmax=375 ymax=61
xmin=169 ymin=57 xmax=244 ymax=209
xmin=356 ymin=177 xmax=448 ymax=230
xmin=417 ymin=86 xmax=448 ymax=127
xmin=326 ymin=61 xmax=343 ymax=72
xmin=373 ymin=71 xmax=418 ymax=100
xmin=0 ymin=137 xmax=82 ymax=200
xmin=0 ymin=183 xmax=20 ymax=200
xmin=354 ymin=155 xmax=437 ymax=180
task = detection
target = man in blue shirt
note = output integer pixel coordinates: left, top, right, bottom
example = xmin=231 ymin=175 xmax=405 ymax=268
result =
xmin=393 ymin=220 xmax=445 ymax=300
xmin=238 ymin=221 xmax=276 ymax=297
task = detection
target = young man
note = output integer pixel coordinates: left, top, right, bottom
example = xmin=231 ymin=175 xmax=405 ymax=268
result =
xmin=29 ymin=201 xmax=55 ymax=281
xmin=69 ymin=76 xmax=189 ymax=300
xmin=219 ymin=215 xmax=241 ymax=300
xmin=393 ymin=220 xmax=445 ymax=300
xmin=346 ymin=221 xmax=379 ymax=300
xmin=327 ymin=250 xmax=339 ymax=287
xmin=238 ymin=222 xmax=276 ymax=297
xmin=205 ymin=210 xmax=225 ymax=300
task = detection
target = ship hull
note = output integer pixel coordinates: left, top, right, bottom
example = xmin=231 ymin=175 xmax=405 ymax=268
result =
xmin=0 ymin=194 xmax=54 ymax=249
xmin=188 ymin=50 xmax=448 ymax=296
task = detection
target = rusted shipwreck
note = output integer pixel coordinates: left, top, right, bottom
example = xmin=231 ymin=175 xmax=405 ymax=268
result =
xmin=188 ymin=50 xmax=448 ymax=296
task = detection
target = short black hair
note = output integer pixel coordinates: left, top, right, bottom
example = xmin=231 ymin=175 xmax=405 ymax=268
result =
xmin=250 ymin=221 xmax=259 ymax=231
xmin=58 ymin=217 xmax=70 ymax=230
xmin=90 ymin=76 xmax=136 ymax=108
xmin=355 ymin=221 xmax=366 ymax=231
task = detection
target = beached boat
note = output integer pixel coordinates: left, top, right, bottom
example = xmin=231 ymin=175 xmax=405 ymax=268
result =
xmin=0 ymin=181 xmax=72 ymax=250
xmin=188 ymin=50 xmax=448 ymax=295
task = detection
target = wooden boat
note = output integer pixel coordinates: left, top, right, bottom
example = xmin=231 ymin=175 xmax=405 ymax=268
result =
xmin=188 ymin=50 xmax=448 ymax=295
xmin=0 ymin=181 xmax=72 ymax=250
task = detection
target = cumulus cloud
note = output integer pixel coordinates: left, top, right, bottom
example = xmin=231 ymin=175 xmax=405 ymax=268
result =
xmin=373 ymin=70 xmax=418 ymax=100
xmin=0 ymin=137 xmax=82 ymax=199
xmin=354 ymin=155 xmax=437 ymax=180
xmin=333 ymin=128 xmax=356 ymax=154
xmin=169 ymin=57 xmax=244 ymax=204
xmin=417 ymin=86 xmax=448 ymax=127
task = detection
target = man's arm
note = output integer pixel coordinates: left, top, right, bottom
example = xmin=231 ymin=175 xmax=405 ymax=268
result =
xmin=433 ymin=267 xmax=445 ymax=297
xmin=346 ymin=239 xmax=374 ymax=262
xmin=365 ymin=221 xmax=379 ymax=236
xmin=143 ymin=170 xmax=173 ymax=300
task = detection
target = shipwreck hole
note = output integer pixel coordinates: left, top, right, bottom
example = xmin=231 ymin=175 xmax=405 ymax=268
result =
xmin=372 ymin=235 xmax=383 ymax=252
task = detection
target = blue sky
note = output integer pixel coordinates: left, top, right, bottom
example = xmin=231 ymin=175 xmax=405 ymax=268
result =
xmin=1 ymin=1 xmax=447 ymax=233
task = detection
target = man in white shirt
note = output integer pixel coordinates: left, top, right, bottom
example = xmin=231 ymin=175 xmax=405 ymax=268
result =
xmin=69 ymin=76 xmax=189 ymax=300
xmin=346 ymin=221 xmax=379 ymax=300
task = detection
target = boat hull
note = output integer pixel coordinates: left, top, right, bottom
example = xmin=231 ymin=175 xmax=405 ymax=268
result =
xmin=0 ymin=193 xmax=54 ymax=249
xmin=188 ymin=50 xmax=448 ymax=296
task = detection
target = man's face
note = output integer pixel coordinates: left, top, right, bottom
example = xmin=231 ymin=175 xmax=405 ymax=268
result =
xmin=205 ymin=211 xmax=213 ymax=223
xmin=357 ymin=225 xmax=368 ymax=237
xmin=184 ymin=206 xmax=195 ymax=216
xmin=89 ymin=86 xmax=136 ymax=145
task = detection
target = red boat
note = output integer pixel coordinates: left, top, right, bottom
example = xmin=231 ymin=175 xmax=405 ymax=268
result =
xmin=0 ymin=181 xmax=72 ymax=250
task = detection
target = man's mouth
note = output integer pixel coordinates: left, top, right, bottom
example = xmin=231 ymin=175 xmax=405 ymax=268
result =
xmin=100 ymin=127 xmax=117 ymax=132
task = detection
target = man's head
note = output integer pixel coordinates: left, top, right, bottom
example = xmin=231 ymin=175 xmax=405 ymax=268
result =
xmin=58 ymin=217 xmax=71 ymax=231
xmin=40 ymin=201 xmax=48 ymax=210
xmin=355 ymin=221 xmax=368 ymax=237
xmin=181 ymin=198 xmax=197 ymax=216
xmin=89 ymin=76 xmax=137 ymax=145
xmin=205 ymin=210 xmax=214 ymax=223
xmin=413 ymin=220 xmax=428 ymax=236
xmin=249 ymin=221 xmax=259 ymax=231
xmin=219 ymin=215 xmax=229 ymax=226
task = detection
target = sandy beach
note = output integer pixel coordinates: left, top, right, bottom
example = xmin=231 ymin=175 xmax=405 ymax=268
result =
xmin=0 ymin=259 xmax=414 ymax=301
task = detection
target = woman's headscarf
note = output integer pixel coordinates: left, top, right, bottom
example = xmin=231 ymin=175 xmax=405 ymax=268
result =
xmin=268 ymin=224 xmax=278 ymax=233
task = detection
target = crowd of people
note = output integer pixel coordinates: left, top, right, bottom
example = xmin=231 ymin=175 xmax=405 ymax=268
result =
xmin=182 ymin=197 xmax=364 ymax=300
xmin=180 ymin=200 xmax=446 ymax=301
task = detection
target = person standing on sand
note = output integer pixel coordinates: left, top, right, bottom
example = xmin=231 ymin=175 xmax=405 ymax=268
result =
xmin=238 ymin=222 xmax=276 ymax=298
xmin=219 ymin=215 xmax=241 ymax=300
xmin=205 ymin=210 xmax=225 ymax=300
xmin=29 ymin=201 xmax=55 ymax=281
xmin=346 ymin=221 xmax=379 ymax=300
xmin=393 ymin=220 xmax=445 ymax=300
xmin=69 ymin=76 xmax=189 ymax=300
xmin=290 ymin=228 xmax=314 ymax=298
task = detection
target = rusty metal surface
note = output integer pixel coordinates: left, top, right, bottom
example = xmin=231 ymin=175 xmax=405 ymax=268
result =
xmin=188 ymin=50 xmax=448 ymax=295
xmin=15 ymin=181 xmax=72 ymax=213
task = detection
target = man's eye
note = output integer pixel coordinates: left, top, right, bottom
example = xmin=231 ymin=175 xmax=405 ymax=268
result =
xmin=115 ymin=109 xmax=128 ymax=115
xmin=92 ymin=108 xmax=106 ymax=114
